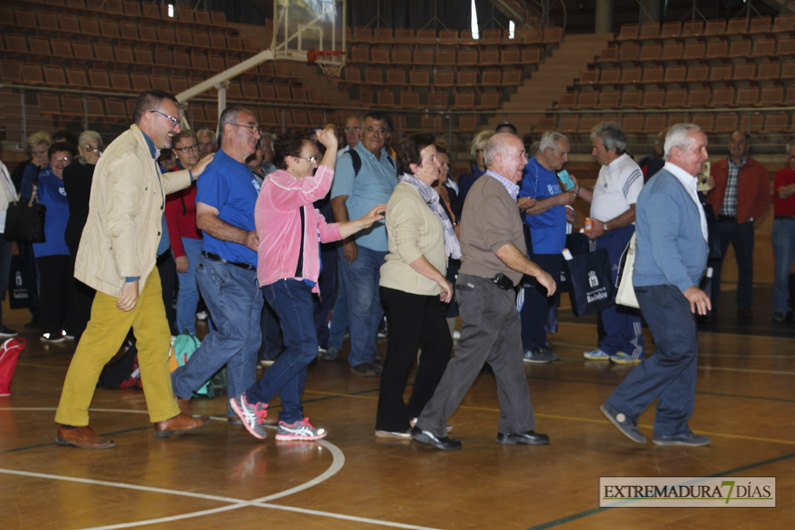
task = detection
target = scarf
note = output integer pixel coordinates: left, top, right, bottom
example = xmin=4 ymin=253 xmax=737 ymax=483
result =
xmin=399 ymin=172 xmax=461 ymax=260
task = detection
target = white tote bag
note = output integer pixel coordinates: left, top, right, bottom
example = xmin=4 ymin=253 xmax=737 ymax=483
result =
xmin=615 ymin=233 xmax=639 ymax=309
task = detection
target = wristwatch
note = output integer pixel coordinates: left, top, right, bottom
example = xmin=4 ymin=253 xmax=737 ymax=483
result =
xmin=604 ymin=221 xmax=610 ymax=231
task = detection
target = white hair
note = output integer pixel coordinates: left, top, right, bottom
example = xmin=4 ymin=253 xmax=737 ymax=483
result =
xmin=664 ymin=123 xmax=702 ymax=160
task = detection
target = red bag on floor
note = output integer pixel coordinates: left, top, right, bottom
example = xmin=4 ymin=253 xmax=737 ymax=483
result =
xmin=0 ymin=337 xmax=26 ymax=396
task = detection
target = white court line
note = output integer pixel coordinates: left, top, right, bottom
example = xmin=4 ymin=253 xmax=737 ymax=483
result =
xmin=0 ymin=407 xmax=441 ymax=530
xmin=0 ymin=464 xmax=439 ymax=530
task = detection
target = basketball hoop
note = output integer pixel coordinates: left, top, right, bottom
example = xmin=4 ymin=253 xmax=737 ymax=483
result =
xmin=308 ymin=50 xmax=345 ymax=78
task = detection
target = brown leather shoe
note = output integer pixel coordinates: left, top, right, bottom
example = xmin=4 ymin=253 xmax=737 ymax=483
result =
xmin=153 ymin=412 xmax=210 ymax=438
xmin=175 ymin=397 xmax=193 ymax=416
xmin=55 ymin=425 xmax=115 ymax=449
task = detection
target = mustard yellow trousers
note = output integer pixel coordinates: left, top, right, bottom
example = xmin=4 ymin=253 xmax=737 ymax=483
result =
xmin=55 ymin=269 xmax=179 ymax=426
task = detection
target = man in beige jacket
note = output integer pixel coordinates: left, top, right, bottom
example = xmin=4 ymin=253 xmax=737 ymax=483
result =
xmin=54 ymin=90 xmax=213 ymax=449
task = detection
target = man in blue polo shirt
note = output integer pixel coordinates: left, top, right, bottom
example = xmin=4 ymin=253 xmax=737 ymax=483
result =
xmin=330 ymin=111 xmax=398 ymax=376
xmin=171 ymin=106 xmax=264 ymax=421
xmin=518 ymin=132 xmax=576 ymax=363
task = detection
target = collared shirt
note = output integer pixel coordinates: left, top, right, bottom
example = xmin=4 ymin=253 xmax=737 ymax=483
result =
xmin=663 ymin=162 xmax=708 ymax=241
xmin=590 ymin=153 xmax=643 ymax=221
xmin=330 ymin=141 xmax=398 ymax=252
xmin=486 ymin=169 xmax=519 ymax=200
xmin=720 ymin=156 xmax=745 ymax=217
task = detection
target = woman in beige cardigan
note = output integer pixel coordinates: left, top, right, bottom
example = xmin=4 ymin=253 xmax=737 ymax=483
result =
xmin=375 ymin=133 xmax=460 ymax=438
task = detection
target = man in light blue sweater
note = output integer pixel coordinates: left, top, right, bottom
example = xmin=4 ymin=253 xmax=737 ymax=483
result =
xmin=600 ymin=124 xmax=713 ymax=447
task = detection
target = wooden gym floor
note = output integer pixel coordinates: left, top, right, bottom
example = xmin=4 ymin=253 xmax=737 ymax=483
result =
xmin=1 ymin=285 xmax=793 ymax=529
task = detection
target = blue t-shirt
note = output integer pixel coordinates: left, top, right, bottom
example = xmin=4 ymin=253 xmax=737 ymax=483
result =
xmin=26 ymin=167 xmax=70 ymax=257
xmin=520 ymin=156 xmax=566 ymax=254
xmin=330 ymin=142 xmax=397 ymax=252
xmin=195 ymin=148 xmax=260 ymax=266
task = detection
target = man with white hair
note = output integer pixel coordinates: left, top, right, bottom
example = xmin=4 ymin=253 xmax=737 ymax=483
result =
xmin=411 ymin=133 xmax=555 ymax=451
xmin=576 ymin=122 xmax=645 ymax=364
xmin=601 ymin=123 xmax=712 ymax=447
xmin=517 ymin=132 xmax=576 ymax=363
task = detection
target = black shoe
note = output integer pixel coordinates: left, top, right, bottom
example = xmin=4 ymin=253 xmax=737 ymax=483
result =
xmin=410 ymin=426 xmax=462 ymax=451
xmin=772 ymin=312 xmax=786 ymax=324
xmin=497 ymin=430 xmax=550 ymax=445
xmin=0 ymin=326 xmax=18 ymax=338
xmin=350 ymin=362 xmax=378 ymax=377
xmin=737 ymin=306 xmax=753 ymax=319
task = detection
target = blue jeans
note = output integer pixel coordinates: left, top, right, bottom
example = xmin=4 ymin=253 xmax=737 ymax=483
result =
xmin=245 ymin=280 xmax=317 ymax=423
xmin=772 ymin=218 xmax=795 ymax=314
xmin=175 ymin=237 xmax=202 ymax=335
xmin=327 ymin=260 xmax=348 ymax=350
xmin=260 ymin=299 xmax=283 ymax=361
xmin=171 ymin=256 xmax=263 ymax=414
xmin=713 ymin=218 xmax=755 ymax=309
xmin=338 ymin=245 xmax=385 ymax=366
xmin=313 ymin=243 xmax=337 ymax=348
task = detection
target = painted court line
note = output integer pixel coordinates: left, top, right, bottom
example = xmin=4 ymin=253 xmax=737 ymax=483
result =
xmin=0 ymin=408 xmax=439 ymax=530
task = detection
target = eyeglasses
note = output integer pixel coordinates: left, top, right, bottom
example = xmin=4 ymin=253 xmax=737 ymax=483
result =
xmin=365 ymin=126 xmax=388 ymax=135
xmin=175 ymin=144 xmax=199 ymax=153
xmin=231 ymin=123 xmax=262 ymax=135
xmin=52 ymin=156 xmax=71 ymax=163
xmin=344 ymin=126 xmax=361 ymax=132
xmin=296 ymin=155 xmax=318 ymax=164
xmin=82 ymin=144 xmax=103 ymax=152
xmin=150 ymin=109 xmax=180 ymax=128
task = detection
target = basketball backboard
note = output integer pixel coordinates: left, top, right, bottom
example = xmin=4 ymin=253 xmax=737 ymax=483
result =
xmin=272 ymin=0 xmax=346 ymax=75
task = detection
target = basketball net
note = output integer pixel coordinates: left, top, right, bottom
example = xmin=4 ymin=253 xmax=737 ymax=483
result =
xmin=308 ymin=50 xmax=345 ymax=78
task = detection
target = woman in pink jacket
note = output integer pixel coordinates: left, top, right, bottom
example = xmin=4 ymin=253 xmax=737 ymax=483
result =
xmin=230 ymin=125 xmax=385 ymax=441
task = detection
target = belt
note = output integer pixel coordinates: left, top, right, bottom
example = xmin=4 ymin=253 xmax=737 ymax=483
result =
xmin=717 ymin=215 xmax=736 ymax=221
xmin=201 ymin=251 xmax=256 ymax=271
xmin=775 ymin=215 xmax=795 ymax=220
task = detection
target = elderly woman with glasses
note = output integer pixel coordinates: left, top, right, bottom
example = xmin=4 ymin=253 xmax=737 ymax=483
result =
xmin=63 ymin=131 xmax=103 ymax=343
xmin=164 ymin=130 xmax=204 ymax=335
xmin=20 ymin=142 xmax=78 ymax=343
xmin=229 ymin=125 xmax=385 ymax=442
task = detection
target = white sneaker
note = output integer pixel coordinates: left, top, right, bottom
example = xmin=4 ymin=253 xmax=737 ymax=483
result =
xmin=583 ymin=349 xmax=610 ymax=361
xmin=275 ymin=417 xmax=327 ymax=441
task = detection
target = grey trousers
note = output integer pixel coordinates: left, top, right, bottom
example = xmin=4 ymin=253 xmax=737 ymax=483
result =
xmin=416 ymin=274 xmax=536 ymax=438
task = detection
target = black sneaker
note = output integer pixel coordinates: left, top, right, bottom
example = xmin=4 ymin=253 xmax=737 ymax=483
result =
xmin=41 ymin=332 xmax=66 ymax=343
xmin=0 ymin=326 xmax=18 ymax=338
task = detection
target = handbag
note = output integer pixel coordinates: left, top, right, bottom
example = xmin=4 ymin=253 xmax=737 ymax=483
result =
xmin=564 ymin=247 xmax=615 ymax=316
xmin=615 ymin=233 xmax=639 ymax=309
xmin=5 ymin=183 xmax=47 ymax=244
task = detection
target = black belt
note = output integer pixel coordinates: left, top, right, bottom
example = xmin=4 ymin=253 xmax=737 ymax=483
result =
xmin=775 ymin=215 xmax=795 ymax=220
xmin=717 ymin=215 xmax=736 ymax=221
xmin=202 ymin=251 xmax=256 ymax=271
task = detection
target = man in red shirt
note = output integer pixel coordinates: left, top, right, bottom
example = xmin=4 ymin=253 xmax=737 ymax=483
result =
xmin=772 ymin=143 xmax=795 ymax=323
xmin=705 ymin=131 xmax=770 ymax=319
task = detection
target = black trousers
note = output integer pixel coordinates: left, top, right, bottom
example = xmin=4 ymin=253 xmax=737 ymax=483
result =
xmin=157 ymin=249 xmax=178 ymax=336
xmin=36 ymin=255 xmax=72 ymax=336
xmin=376 ymin=287 xmax=452 ymax=432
